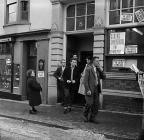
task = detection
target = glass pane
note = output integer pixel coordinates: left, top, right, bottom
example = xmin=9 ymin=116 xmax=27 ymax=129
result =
xmin=122 ymin=0 xmax=133 ymax=8
xmin=135 ymin=0 xmax=144 ymax=6
xmin=87 ymin=1 xmax=95 ymax=15
xmin=77 ymin=3 xmax=86 ymax=16
xmin=66 ymin=18 xmax=75 ymax=31
xmin=110 ymin=0 xmax=120 ymax=10
xmin=9 ymin=12 xmax=16 ymax=22
xmin=87 ymin=15 xmax=94 ymax=28
xmin=0 ymin=58 xmax=12 ymax=92
xmin=76 ymin=16 xmax=85 ymax=30
xmin=9 ymin=3 xmax=16 ymax=14
xmin=21 ymin=1 xmax=28 ymax=11
xmin=67 ymin=5 xmax=75 ymax=17
xmin=134 ymin=7 xmax=144 ymax=22
xmin=13 ymin=64 xmax=20 ymax=94
xmin=121 ymin=9 xmax=133 ymax=24
xmin=109 ymin=10 xmax=120 ymax=25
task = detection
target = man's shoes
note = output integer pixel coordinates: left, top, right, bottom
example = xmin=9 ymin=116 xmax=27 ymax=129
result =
xmin=82 ymin=114 xmax=88 ymax=122
xmin=29 ymin=110 xmax=37 ymax=114
xmin=32 ymin=109 xmax=37 ymax=113
xmin=67 ymin=107 xmax=71 ymax=112
xmin=89 ymin=119 xmax=99 ymax=124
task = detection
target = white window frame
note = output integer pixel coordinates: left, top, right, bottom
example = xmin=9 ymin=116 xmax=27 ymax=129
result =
xmin=106 ymin=0 xmax=144 ymax=28
xmin=66 ymin=0 xmax=95 ymax=32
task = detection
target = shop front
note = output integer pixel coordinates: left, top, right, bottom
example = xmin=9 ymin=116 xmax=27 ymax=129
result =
xmin=102 ymin=0 xmax=144 ymax=113
xmin=0 ymin=30 xmax=50 ymax=103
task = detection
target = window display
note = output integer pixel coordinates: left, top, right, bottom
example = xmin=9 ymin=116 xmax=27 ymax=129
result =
xmin=106 ymin=27 xmax=144 ymax=72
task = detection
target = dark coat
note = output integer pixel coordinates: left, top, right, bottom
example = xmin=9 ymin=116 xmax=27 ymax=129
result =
xmin=53 ymin=66 xmax=65 ymax=82
xmin=63 ymin=66 xmax=80 ymax=89
xmin=83 ymin=65 xmax=106 ymax=105
xmin=27 ymin=77 xmax=42 ymax=106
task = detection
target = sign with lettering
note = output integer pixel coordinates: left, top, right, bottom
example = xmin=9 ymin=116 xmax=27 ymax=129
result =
xmin=38 ymin=71 xmax=44 ymax=78
xmin=112 ymin=59 xmax=125 ymax=67
xmin=121 ymin=13 xmax=133 ymax=22
xmin=135 ymin=9 xmax=144 ymax=22
xmin=125 ymin=45 xmax=138 ymax=54
xmin=110 ymin=32 xmax=125 ymax=54
xmin=0 ymin=38 xmax=12 ymax=43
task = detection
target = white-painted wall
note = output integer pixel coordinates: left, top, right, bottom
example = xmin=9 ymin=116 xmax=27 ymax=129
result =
xmin=30 ymin=0 xmax=52 ymax=30
xmin=0 ymin=0 xmax=52 ymax=35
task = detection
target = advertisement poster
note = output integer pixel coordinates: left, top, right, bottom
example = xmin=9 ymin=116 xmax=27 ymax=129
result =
xmin=112 ymin=59 xmax=125 ymax=67
xmin=38 ymin=71 xmax=45 ymax=77
xmin=125 ymin=45 xmax=138 ymax=54
xmin=121 ymin=13 xmax=133 ymax=22
xmin=135 ymin=9 xmax=144 ymax=22
xmin=110 ymin=32 xmax=125 ymax=54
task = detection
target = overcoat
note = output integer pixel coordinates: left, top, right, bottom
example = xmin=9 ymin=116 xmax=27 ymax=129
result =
xmin=27 ymin=77 xmax=42 ymax=106
xmin=83 ymin=65 xmax=105 ymax=105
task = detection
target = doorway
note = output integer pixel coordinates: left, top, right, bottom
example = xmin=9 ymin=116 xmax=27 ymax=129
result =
xmin=66 ymin=33 xmax=93 ymax=106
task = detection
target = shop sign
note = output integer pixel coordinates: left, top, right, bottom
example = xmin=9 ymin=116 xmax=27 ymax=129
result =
xmin=110 ymin=32 xmax=125 ymax=54
xmin=125 ymin=45 xmax=137 ymax=54
xmin=135 ymin=9 xmax=144 ymax=23
xmin=38 ymin=71 xmax=44 ymax=78
xmin=112 ymin=59 xmax=125 ymax=67
xmin=121 ymin=13 xmax=133 ymax=22
xmin=0 ymin=38 xmax=12 ymax=43
xmin=6 ymin=58 xmax=11 ymax=65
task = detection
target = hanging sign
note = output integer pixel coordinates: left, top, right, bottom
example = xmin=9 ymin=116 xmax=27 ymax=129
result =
xmin=112 ymin=59 xmax=125 ymax=67
xmin=121 ymin=13 xmax=133 ymax=22
xmin=110 ymin=32 xmax=125 ymax=54
xmin=135 ymin=9 xmax=144 ymax=22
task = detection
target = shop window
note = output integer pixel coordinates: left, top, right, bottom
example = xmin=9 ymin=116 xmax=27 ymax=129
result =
xmin=66 ymin=1 xmax=95 ymax=31
xmin=106 ymin=27 xmax=144 ymax=72
xmin=109 ymin=0 xmax=144 ymax=25
xmin=0 ymin=42 xmax=12 ymax=92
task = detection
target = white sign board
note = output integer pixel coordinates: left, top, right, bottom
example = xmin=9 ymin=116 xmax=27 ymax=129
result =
xmin=110 ymin=32 xmax=125 ymax=54
xmin=121 ymin=13 xmax=133 ymax=22
xmin=38 ymin=71 xmax=44 ymax=77
xmin=112 ymin=59 xmax=125 ymax=67
xmin=135 ymin=9 xmax=144 ymax=22
xmin=125 ymin=45 xmax=138 ymax=54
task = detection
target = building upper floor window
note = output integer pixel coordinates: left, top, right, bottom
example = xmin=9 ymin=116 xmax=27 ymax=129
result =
xmin=5 ymin=0 xmax=30 ymax=25
xmin=109 ymin=0 xmax=144 ymax=25
xmin=66 ymin=1 xmax=95 ymax=31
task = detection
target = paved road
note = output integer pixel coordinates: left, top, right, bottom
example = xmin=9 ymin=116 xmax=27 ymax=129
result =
xmin=0 ymin=116 xmax=111 ymax=140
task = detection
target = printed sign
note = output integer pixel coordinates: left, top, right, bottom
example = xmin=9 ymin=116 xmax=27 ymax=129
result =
xmin=38 ymin=71 xmax=44 ymax=77
xmin=112 ymin=59 xmax=125 ymax=67
xmin=110 ymin=32 xmax=125 ymax=54
xmin=121 ymin=13 xmax=133 ymax=22
xmin=135 ymin=9 xmax=144 ymax=22
xmin=125 ymin=45 xmax=137 ymax=54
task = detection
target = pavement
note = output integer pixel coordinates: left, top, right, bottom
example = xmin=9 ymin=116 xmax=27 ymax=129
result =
xmin=0 ymin=99 xmax=143 ymax=140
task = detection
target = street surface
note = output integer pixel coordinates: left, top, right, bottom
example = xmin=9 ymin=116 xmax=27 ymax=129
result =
xmin=0 ymin=116 xmax=110 ymax=140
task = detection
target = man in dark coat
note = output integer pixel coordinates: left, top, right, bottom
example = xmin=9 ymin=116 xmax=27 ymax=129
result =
xmin=83 ymin=56 xmax=106 ymax=123
xmin=54 ymin=59 xmax=66 ymax=104
xmin=63 ymin=58 xmax=80 ymax=114
xmin=27 ymin=70 xmax=42 ymax=114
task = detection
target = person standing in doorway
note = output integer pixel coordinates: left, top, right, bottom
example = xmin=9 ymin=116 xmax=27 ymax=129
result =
xmin=27 ymin=69 xmax=42 ymax=114
xmin=83 ymin=57 xmax=106 ymax=123
xmin=63 ymin=58 xmax=80 ymax=114
xmin=54 ymin=59 xmax=66 ymax=105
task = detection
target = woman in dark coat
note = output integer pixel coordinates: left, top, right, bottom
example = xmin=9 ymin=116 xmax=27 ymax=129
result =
xmin=27 ymin=69 xmax=42 ymax=114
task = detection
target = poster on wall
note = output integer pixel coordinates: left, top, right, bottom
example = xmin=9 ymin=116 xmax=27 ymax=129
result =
xmin=38 ymin=71 xmax=44 ymax=78
xmin=121 ymin=13 xmax=133 ymax=22
xmin=110 ymin=32 xmax=125 ymax=54
xmin=125 ymin=45 xmax=138 ymax=54
xmin=112 ymin=59 xmax=125 ymax=67
xmin=135 ymin=9 xmax=144 ymax=23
